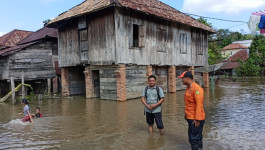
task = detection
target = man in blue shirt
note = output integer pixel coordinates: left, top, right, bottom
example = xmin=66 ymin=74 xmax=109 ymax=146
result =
xmin=141 ymin=75 xmax=165 ymax=135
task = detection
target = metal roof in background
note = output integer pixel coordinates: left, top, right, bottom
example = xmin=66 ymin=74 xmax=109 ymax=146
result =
xmin=0 ymin=30 xmax=33 ymax=47
xmin=17 ymin=27 xmax=58 ymax=45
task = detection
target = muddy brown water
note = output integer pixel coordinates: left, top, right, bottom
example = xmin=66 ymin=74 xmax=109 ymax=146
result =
xmin=0 ymin=77 xmax=264 ymax=150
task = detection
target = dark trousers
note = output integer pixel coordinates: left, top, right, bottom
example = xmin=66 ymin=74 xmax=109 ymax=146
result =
xmin=146 ymin=112 xmax=164 ymax=129
xmin=187 ymin=119 xmax=205 ymax=150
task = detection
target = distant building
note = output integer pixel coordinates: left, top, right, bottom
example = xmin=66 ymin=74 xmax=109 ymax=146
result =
xmin=47 ymin=0 xmax=215 ymax=101
xmin=222 ymin=43 xmax=248 ymax=57
xmin=220 ymin=49 xmax=249 ymax=76
xmin=232 ymin=40 xmax=252 ymax=48
xmin=0 ymin=27 xmax=60 ymax=96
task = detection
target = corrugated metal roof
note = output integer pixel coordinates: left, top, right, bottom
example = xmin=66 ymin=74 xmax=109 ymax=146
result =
xmin=17 ymin=27 xmax=58 ymax=45
xmin=0 ymin=41 xmax=37 ymax=57
xmin=0 ymin=29 xmax=33 ymax=47
xmin=47 ymin=0 xmax=215 ymax=33
xmin=221 ymin=49 xmax=248 ymax=69
xmin=222 ymin=43 xmax=248 ymax=50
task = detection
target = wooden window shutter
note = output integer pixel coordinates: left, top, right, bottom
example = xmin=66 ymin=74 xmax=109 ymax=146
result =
xmin=128 ymin=22 xmax=133 ymax=48
xmin=139 ymin=25 xmax=145 ymax=47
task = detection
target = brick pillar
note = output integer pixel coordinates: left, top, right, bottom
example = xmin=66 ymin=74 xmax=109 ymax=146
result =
xmin=168 ymin=66 xmax=176 ymax=93
xmin=61 ymin=68 xmax=70 ymax=96
xmin=52 ymin=76 xmax=58 ymax=94
xmin=203 ymin=72 xmax=209 ymax=88
xmin=115 ymin=64 xmax=127 ymax=102
xmin=83 ymin=66 xmax=94 ymax=98
xmin=146 ymin=66 xmax=152 ymax=84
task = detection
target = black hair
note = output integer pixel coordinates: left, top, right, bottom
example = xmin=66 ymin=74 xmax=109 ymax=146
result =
xmin=184 ymin=71 xmax=193 ymax=80
xmin=22 ymin=99 xmax=29 ymax=105
xmin=36 ymin=107 xmax=40 ymax=111
xmin=148 ymin=75 xmax=156 ymax=80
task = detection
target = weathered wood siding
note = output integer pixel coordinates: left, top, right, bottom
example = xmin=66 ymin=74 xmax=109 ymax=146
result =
xmin=58 ymin=21 xmax=80 ymax=67
xmin=114 ymin=7 xmax=208 ymax=66
xmin=99 ymin=68 xmax=117 ymax=100
xmin=0 ymin=57 xmax=9 ymax=80
xmin=58 ymin=8 xmax=116 ymax=67
xmin=176 ymin=66 xmax=190 ymax=91
xmin=126 ymin=66 xmax=146 ymax=99
xmin=152 ymin=66 xmax=168 ymax=92
xmin=68 ymin=67 xmax=86 ymax=95
xmin=6 ymin=42 xmax=56 ymax=80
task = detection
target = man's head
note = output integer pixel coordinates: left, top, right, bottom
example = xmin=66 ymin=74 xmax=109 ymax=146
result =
xmin=178 ymin=71 xmax=193 ymax=86
xmin=35 ymin=107 xmax=40 ymax=113
xmin=148 ymin=75 xmax=156 ymax=87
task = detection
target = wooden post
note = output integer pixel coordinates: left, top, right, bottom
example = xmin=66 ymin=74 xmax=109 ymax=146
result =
xmin=52 ymin=76 xmax=58 ymax=94
xmin=146 ymin=66 xmax=152 ymax=85
xmin=11 ymin=77 xmax=16 ymax=103
xmin=168 ymin=66 xmax=176 ymax=93
xmin=22 ymin=71 xmax=25 ymax=99
xmin=61 ymin=68 xmax=70 ymax=96
xmin=47 ymin=78 xmax=51 ymax=94
xmin=203 ymin=72 xmax=209 ymax=88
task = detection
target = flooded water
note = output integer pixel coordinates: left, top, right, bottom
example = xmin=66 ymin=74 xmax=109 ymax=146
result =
xmin=0 ymin=77 xmax=265 ymax=150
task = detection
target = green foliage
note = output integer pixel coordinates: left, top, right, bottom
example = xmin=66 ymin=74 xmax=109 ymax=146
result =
xmin=236 ymin=35 xmax=265 ymax=76
xmin=208 ymin=42 xmax=223 ymax=65
xmin=197 ymin=17 xmax=212 ymax=28
xmin=43 ymin=19 xmax=51 ymax=26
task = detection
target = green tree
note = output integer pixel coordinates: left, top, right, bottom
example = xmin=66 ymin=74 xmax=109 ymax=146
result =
xmin=43 ymin=19 xmax=51 ymax=26
xmin=236 ymin=35 xmax=265 ymax=76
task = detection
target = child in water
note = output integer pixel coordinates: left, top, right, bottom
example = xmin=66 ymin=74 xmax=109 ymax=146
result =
xmin=18 ymin=99 xmax=33 ymax=122
xmin=32 ymin=107 xmax=43 ymax=118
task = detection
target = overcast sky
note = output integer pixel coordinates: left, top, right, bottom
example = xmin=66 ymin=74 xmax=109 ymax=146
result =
xmin=1 ymin=0 xmax=265 ymax=36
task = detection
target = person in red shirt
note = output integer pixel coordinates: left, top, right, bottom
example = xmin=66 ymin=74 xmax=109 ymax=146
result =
xmin=178 ymin=71 xmax=205 ymax=150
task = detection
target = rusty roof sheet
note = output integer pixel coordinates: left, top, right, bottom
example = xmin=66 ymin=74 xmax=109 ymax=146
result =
xmin=47 ymin=0 xmax=215 ymax=33
xmin=222 ymin=43 xmax=248 ymax=50
xmin=17 ymin=27 xmax=58 ymax=45
xmin=0 ymin=29 xmax=33 ymax=48
xmin=0 ymin=41 xmax=37 ymax=57
xmin=221 ymin=49 xmax=248 ymax=70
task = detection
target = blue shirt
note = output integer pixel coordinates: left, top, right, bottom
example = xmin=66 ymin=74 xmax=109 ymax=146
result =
xmin=142 ymin=86 xmax=165 ymax=113
xmin=24 ymin=105 xmax=31 ymax=117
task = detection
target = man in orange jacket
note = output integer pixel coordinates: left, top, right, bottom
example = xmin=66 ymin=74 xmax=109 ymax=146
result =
xmin=178 ymin=71 xmax=205 ymax=150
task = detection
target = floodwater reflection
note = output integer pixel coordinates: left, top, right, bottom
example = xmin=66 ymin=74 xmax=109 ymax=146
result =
xmin=0 ymin=77 xmax=264 ymax=150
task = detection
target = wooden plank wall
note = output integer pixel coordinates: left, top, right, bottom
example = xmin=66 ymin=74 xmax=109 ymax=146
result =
xmin=8 ymin=42 xmax=56 ymax=80
xmin=87 ymin=8 xmax=116 ymax=65
xmin=0 ymin=57 xmax=9 ymax=80
xmin=115 ymin=7 xmax=208 ymax=66
xmin=58 ymin=20 xmax=80 ymax=67
xmin=69 ymin=67 xmax=86 ymax=95
xmin=126 ymin=65 xmax=146 ymax=99
xmin=152 ymin=66 xmax=168 ymax=92
xmin=99 ymin=68 xmax=117 ymax=100
xmin=58 ymin=8 xmax=116 ymax=67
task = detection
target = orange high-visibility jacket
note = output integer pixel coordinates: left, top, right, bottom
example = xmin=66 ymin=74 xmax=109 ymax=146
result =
xmin=184 ymin=82 xmax=205 ymax=120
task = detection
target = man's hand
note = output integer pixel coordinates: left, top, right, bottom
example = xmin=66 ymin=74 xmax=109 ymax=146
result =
xmin=192 ymin=120 xmax=201 ymax=127
xmin=150 ymin=104 xmax=157 ymax=109
xmin=146 ymin=105 xmax=153 ymax=110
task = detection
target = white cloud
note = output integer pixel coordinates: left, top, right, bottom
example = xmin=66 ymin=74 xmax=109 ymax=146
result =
xmin=0 ymin=31 xmax=6 ymax=37
xmin=182 ymin=0 xmax=265 ymax=14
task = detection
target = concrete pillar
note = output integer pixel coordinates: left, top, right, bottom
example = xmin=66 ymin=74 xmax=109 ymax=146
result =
xmin=61 ymin=68 xmax=70 ymax=96
xmin=115 ymin=64 xmax=127 ymax=102
xmin=52 ymin=76 xmax=58 ymax=94
xmin=168 ymin=66 xmax=176 ymax=93
xmin=203 ymin=72 xmax=209 ymax=88
xmin=83 ymin=66 xmax=94 ymax=99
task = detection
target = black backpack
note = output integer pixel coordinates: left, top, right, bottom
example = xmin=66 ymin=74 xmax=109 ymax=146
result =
xmin=144 ymin=86 xmax=161 ymax=102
